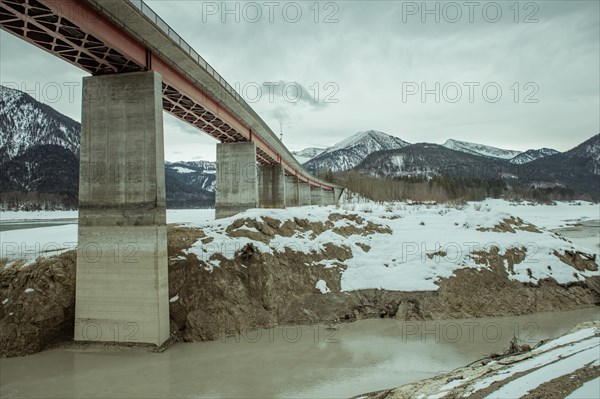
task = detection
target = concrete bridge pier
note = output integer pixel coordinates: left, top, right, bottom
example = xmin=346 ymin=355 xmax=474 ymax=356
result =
xmin=323 ymin=189 xmax=336 ymax=206
xmin=75 ymin=71 xmax=170 ymax=346
xmin=299 ymin=182 xmax=311 ymax=206
xmin=215 ymin=142 xmax=259 ymax=218
xmin=258 ymin=164 xmax=286 ymax=209
xmin=285 ymin=175 xmax=300 ymax=207
xmin=310 ymin=186 xmax=323 ymax=206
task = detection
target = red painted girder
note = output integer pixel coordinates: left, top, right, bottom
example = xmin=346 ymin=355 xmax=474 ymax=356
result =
xmin=31 ymin=0 xmax=334 ymax=189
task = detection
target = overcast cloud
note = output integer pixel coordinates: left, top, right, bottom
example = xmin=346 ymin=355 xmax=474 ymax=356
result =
xmin=1 ymin=0 xmax=598 ymax=161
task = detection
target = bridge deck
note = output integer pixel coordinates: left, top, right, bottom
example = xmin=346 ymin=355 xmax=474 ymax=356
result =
xmin=0 ymin=0 xmax=337 ymax=190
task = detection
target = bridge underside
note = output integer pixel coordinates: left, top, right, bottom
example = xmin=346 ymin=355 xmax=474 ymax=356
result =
xmin=0 ymin=0 xmax=275 ymax=164
xmin=1 ymin=0 xmax=342 ymax=346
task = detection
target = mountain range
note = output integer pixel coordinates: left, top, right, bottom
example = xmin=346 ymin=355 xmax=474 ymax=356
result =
xmin=1 ymin=84 xmax=598 ymax=208
xmin=293 ymin=130 xmax=598 ymax=198
xmin=297 ymin=131 xmax=563 ymax=173
xmin=509 ymin=148 xmax=561 ymax=165
xmin=352 ymin=137 xmax=599 ymax=192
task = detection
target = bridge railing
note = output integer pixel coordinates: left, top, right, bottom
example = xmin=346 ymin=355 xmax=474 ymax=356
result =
xmin=126 ymin=0 xmax=333 ymax=186
xmin=128 ymin=0 xmax=259 ymax=124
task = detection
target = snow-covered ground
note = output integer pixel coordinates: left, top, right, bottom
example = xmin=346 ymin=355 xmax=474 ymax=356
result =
xmin=0 ymin=224 xmax=78 ymax=263
xmin=1 ymin=201 xmax=598 ymax=292
xmin=167 ymin=208 xmax=214 ymax=225
xmin=0 ymin=210 xmax=78 ymax=221
xmin=386 ymin=322 xmax=600 ymax=399
xmin=465 ymin=327 xmax=599 ymax=397
xmin=176 ymin=200 xmax=599 ymax=291
xmin=0 ymin=209 xmax=213 ymax=264
xmin=0 ymin=209 xmax=215 ymax=223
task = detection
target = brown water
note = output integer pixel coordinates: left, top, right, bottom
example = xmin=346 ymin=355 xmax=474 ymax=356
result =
xmin=1 ymin=308 xmax=598 ymax=399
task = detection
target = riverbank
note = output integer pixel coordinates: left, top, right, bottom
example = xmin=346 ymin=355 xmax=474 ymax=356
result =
xmin=1 ymin=200 xmax=598 ymax=357
xmin=354 ymin=321 xmax=599 ymax=399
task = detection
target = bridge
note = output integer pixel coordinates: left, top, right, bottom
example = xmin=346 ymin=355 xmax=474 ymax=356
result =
xmin=1 ymin=0 xmax=344 ymax=346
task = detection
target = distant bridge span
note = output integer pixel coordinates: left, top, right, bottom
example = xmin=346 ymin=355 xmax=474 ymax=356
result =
xmin=0 ymin=0 xmax=337 ymax=189
xmin=1 ymin=0 xmax=343 ymax=346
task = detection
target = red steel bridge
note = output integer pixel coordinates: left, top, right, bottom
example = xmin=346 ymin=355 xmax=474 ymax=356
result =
xmin=0 ymin=0 xmax=337 ymax=191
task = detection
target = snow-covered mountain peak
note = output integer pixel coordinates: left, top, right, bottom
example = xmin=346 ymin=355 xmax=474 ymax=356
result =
xmin=443 ymin=139 xmax=522 ymax=160
xmin=304 ymin=130 xmax=411 ymax=172
xmin=510 ymin=148 xmax=560 ymax=164
xmin=326 ymin=130 xmax=409 ymax=154
xmin=292 ymin=147 xmax=327 ymax=164
xmin=0 ymin=84 xmax=80 ymax=160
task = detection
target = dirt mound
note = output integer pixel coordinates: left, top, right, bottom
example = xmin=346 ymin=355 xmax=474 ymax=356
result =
xmin=478 ymin=216 xmax=541 ymax=233
xmin=0 ymin=252 xmax=76 ymax=357
xmin=168 ymin=225 xmax=353 ymax=341
xmin=1 ymin=219 xmax=598 ymax=357
xmin=554 ymin=249 xmax=598 ymax=272
xmin=430 ymin=247 xmax=600 ymax=320
xmin=224 ymin=213 xmax=392 ymax=243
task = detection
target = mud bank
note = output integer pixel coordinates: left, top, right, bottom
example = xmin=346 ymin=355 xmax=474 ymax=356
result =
xmin=1 ymin=210 xmax=599 ymax=357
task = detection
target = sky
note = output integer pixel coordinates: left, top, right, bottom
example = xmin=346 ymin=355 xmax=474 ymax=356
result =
xmin=1 ymin=0 xmax=599 ymax=162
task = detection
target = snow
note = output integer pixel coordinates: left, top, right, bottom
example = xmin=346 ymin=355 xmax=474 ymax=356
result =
xmin=427 ymin=392 xmax=447 ymax=399
xmin=0 ymin=85 xmax=80 ymax=159
xmin=171 ymin=166 xmax=196 ymax=174
xmin=2 ymin=201 xmax=598 ymax=293
xmin=481 ymin=200 xmax=599 ymax=230
xmin=294 ymin=155 xmax=316 ymax=164
xmin=464 ymin=327 xmax=600 ymax=396
xmin=391 ymin=155 xmax=405 ymax=168
xmin=565 ymin=377 xmax=600 ymax=399
xmin=315 ymin=279 xmax=331 ymax=294
xmin=173 ymin=200 xmax=599 ymax=292
xmin=510 ymin=148 xmax=559 ymax=164
xmin=305 ymin=130 xmax=410 ymax=172
xmin=537 ymin=327 xmax=598 ymax=351
xmin=167 ymin=209 xmax=214 ymax=225
xmin=432 ymin=377 xmax=469 ymax=398
xmin=483 ymin=343 xmax=599 ymax=398
xmin=1 ymin=210 xmax=78 ymax=221
xmin=351 ymin=130 xmax=408 ymax=151
xmin=0 ymin=209 xmax=215 ymax=264
xmin=326 ymin=130 xmax=386 ymax=153
xmin=292 ymin=147 xmax=326 ymax=164
xmin=0 ymin=209 xmax=215 ymax=225
xmin=1 ymin=224 xmax=78 ymax=264
xmin=338 ymin=201 xmax=598 ymax=290
xmin=443 ymin=139 xmax=522 ymax=160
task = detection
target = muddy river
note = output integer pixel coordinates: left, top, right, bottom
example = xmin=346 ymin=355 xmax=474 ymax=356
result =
xmin=1 ymin=308 xmax=598 ymax=399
